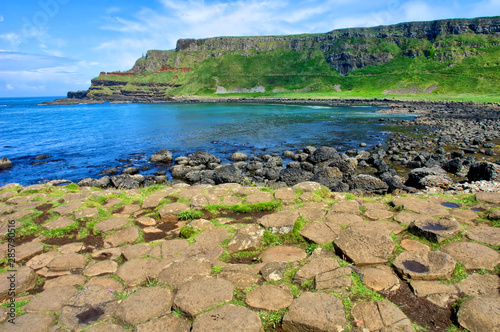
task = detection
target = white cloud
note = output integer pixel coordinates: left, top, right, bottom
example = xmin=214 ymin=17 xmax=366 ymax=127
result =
xmin=0 ymin=15 xmax=4 ymax=23
xmin=106 ymin=7 xmax=121 ymax=14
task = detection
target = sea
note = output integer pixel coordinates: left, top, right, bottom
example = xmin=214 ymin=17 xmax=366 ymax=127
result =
xmin=0 ymin=97 xmax=415 ymax=186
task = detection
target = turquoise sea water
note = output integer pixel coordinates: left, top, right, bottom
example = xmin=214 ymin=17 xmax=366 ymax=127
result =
xmin=0 ymin=97 xmax=413 ymax=186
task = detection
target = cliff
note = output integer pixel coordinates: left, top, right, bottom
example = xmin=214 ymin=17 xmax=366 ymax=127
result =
xmin=63 ymin=16 xmax=500 ymax=102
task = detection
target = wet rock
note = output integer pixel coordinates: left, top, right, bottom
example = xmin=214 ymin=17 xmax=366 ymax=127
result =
xmin=115 ymin=287 xmax=174 ymax=325
xmin=0 ymin=158 xmax=13 ymax=170
xmin=334 ymin=226 xmax=395 ymax=265
xmin=283 ymin=292 xmax=346 ymax=332
xmin=441 ymin=242 xmax=500 ymax=271
xmin=245 ymin=284 xmax=293 ymax=311
xmin=192 ymin=304 xmax=262 ymax=332
xmin=409 ymin=216 xmax=461 ymax=242
xmin=458 ymin=297 xmax=500 ymax=332
xmin=150 ymin=149 xmax=173 ymax=163
xmin=393 ymin=250 xmax=456 ymax=280
xmin=174 ymin=277 xmax=233 ymax=317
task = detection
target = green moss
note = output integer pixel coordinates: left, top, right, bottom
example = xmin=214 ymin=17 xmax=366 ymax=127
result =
xmin=178 ymin=209 xmax=204 ymax=221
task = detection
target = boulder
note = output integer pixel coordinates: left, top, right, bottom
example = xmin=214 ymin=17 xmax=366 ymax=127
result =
xmin=189 ymin=151 xmax=220 ymax=166
xmin=405 ymin=166 xmax=452 ymax=189
xmin=230 ymin=152 xmax=249 ymax=161
xmin=349 ymin=174 xmax=389 ymax=194
xmin=150 ymin=149 xmax=173 ymax=163
xmin=467 ymin=161 xmax=500 ymax=181
xmin=0 ymin=158 xmax=13 ymax=170
xmin=212 ymin=165 xmax=242 ymax=184
xmin=307 ymin=146 xmax=341 ymax=164
xmin=279 ymin=168 xmax=312 ymax=186
xmin=110 ymin=174 xmax=144 ymax=189
xmin=310 ymin=166 xmax=348 ymax=192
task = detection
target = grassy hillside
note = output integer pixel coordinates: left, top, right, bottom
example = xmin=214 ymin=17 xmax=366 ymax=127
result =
xmin=86 ymin=18 xmax=500 ymax=102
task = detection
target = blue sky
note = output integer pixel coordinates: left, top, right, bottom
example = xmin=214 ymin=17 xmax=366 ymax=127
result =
xmin=0 ymin=0 xmax=499 ymax=97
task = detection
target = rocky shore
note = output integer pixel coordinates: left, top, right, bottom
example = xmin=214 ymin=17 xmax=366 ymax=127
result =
xmin=0 ymin=178 xmax=499 ymax=331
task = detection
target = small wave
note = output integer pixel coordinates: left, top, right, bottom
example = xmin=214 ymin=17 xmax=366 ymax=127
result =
xmin=307 ymin=106 xmax=331 ymax=109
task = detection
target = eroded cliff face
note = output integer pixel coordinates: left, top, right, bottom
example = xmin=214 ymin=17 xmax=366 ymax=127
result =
xmin=65 ymin=16 xmax=500 ymax=102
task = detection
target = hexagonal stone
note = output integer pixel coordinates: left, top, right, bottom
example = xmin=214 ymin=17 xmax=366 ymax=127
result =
xmin=115 ymin=287 xmax=174 ymax=325
xmin=53 ymin=201 xmax=83 ymax=215
xmin=46 ymin=253 xmax=88 ymax=272
xmin=393 ymin=250 xmax=456 ymax=281
xmin=94 ymin=217 xmax=128 ymax=233
xmin=394 ymin=211 xmax=434 ymax=226
xmin=116 ymin=258 xmax=159 ymax=286
xmin=295 ymin=202 xmax=328 ymax=221
xmin=245 ymin=192 xmax=273 ymax=204
xmin=136 ymin=314 xmax=191 ymax=332
xmin=227 ymin=224 xmax=264 ymax=253
xmin=299 ymin=222 xmax=341 ymax=244
xmin=334 ymin=226 xmax=395 ymax=265
xmin=192 ymin=304 xmax=262 ymax=332
xmin=365 ymin=209 xmax=394 ymax=220
xmin=315 ymin=267 xmax=352 ymax=294
xmin=104 ymin=227 xmax=139 ymax=248
xmin=24 ymin=286 xmax=78 ymax=313
xmin=83 ymin=260 xmax=118 ymax=277
xmin=85 ymin=321 xmax=129 ymax=332
xmin=260 ymin=261 xmax=288 ymax=282
xmin=158 ymin=203 xmax=189 ymax=220
xmin=293 ymin=257 xmax=340 ymax=284
xmin=195 ymin=227 xmax=231 ymax=245
xmin=400 ymin=239 xmax=430 ymax=252
xmin=261 ymin=246 xmax=307 ymax=263
xmin=325 ymin=212 xmax=364 ymax=226
xmin=0 ymin=313 xmax=56 ymax=332
xmin=16 ymin=241 xmax=44 ymax=261
xmin=245 ymin=284 xmax=293 ymax=311
xmin=179 ymin=243 xmax=224 ymax=261
xmin=293 ymin=182 xmax=322 ymax=192
xmin=392 ymin=197 xmax=448 ymax=216
xmin=283 ymin=292 xmax=346 ymax=332
xmin=475 ymin=191 xmax=500 ymax=203
xmin=44 ymin=216 xmax=74 ymax=230
xmin=141 ymin=194 xmax=165 ymax=209
xmin=43 ymin=274 xmax=87 ymax=290
xmin=441 ymin=242 xmax=500 ymax=271
xmin=457 ymin=273 xmax=500 ymax=297
xmin=409 ymin=216 xmax=461 ymax=242
xmin=222 ymin=196 xmax=241 ymax=205
xmin=157 ymin=257 xmax=212 ymax=289
xmin=91 ymin=247 xmax=123 ymax=261
xmin=360 ymin=265 xmax=400 ymax=292
xmin=0 ymin=266 xmax=38 ymax=300
xmin=75 ymin=207 xmax=99 ymax=219
xmin=330 ymin=200 xmax=360 ymax=214
xmin=86 ymin=276 xmax=124 ymax=293
xmin=121 ymin=243 xmax=152 ymax=260
xmin=58 ymin=285 xmax=118 ymax=331
xmin=148 ymin=239 xmax=190 ymax=259
xmin=466 ymin=225 xmax=500 ymax=246
xmin=274 ymin=187 xmax=296 ymax=204
xmin=458 ymin=297 xmax=500 ymax=332
xmin=258 ymin=210 xmax=300 ymax=234
xmin=58 ymin=242 xmax=84 ymax=254
xmin=351 ymin=301 xmax=413 ymax=331
xmin=174 ymin=277 xmax=233 ymax=317
xmin=410 ymin=280 xmax=460 ymax=298
xmin=26 ymin=251 xmax=60 ymax=270
xmin=450 ymin=209 xmax=478 ymax=221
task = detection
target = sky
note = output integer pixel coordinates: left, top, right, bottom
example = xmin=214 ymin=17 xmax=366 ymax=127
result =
xmin=0 ymin=0 xmax=499 ymax=97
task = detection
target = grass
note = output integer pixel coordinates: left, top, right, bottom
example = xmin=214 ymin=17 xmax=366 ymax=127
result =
xmin=441 ymin=263 xmax=468 ymax=284
xmin=204 ymin=200 xmax=281 ymax=215
xmin=178 ymin=209 xmax=204 ymax=221
xmin=259 ymin=309 xmax=288 ymax=331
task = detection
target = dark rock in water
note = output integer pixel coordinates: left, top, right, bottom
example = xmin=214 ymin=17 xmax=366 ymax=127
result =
xmin=0 ymin=158 xmax=13 ymax=170
xmin=110 ymin=174 xmax=144 ymax=189
xmin=141 ymin=166 xmax=152 ymax=171
xmin=122 ymin=167 xmax=140 ymax=175
xmin=307 ymin=146 xmax=340 ymax=164
xmin=485 ymin=149 xmax=495 ymax=156
xmin=310 ymin=166 xmax=348 ymax=192
xmin=230 ymin=152 xmax=249 ymax=162
xmin=78 ymin=176 xmax=110 ymax=188
xmin=35 ymin=154 xmax=50 ymax=160
xmin=467 ymin=161 xmax=500 ymax=182
xmin=246 ymin=161 xmax=263 ymax=171
xmin=149 ymin=149 xmax=173 ymax=164
xmin=279 ymin=168 xmax=312 ymax=186
xmin=283 ymin=151 xmax=295 ymax=158
xmin=32 ymin=161 xmax=47 ymax=165
xmin=264 ymin=156 xmax=283 ymax=168
xmin=154 ymin=171 xmax=166 ymax=176
xmin=303 ymin=146 xmax=316 ymax=154
xmin=349 ymin=174 xmax=389 ymax=194
xmin=262 ymin=167 xmax=281 ymax=181
xmin=444 ymin=158 xmax=462 ymax=174
xmin=170 ymin=165 xmax=201 ymax=179
xmin=286 ymin=162 xmax=301 ymax=169
xmin=213 ymin=165 xmax=242 ymax=184
xmin=483 ymin=142 xmax=496 ymax=149
xmin=155 ymin=175 xmax=168 ymax=183
xmin=99 ymin=168 xmax=119 ymax=175
xmin=189 ymin=151 xmax=221 ymax=166
xmin=451 ymin=151 xmax=464 ymax=159
xmin=405 ymin=166 xmax=452 ymax=189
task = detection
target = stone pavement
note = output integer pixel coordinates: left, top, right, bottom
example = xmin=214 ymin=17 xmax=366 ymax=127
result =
xmin=0 ymin=182 xmax=499 ymax=331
